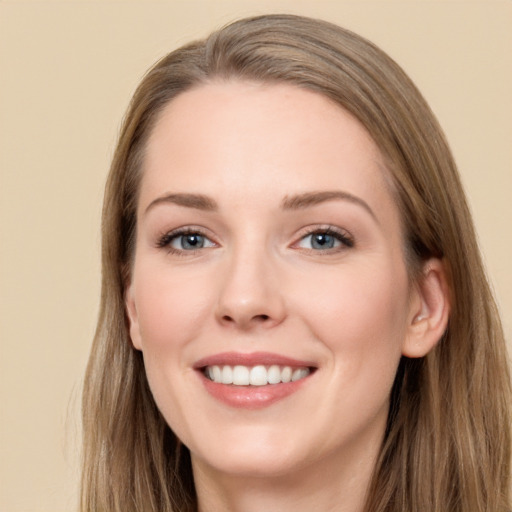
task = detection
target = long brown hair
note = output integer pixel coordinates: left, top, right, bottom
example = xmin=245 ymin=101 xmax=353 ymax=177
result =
xmin=81 ymin=14 xmax=511 ymax=511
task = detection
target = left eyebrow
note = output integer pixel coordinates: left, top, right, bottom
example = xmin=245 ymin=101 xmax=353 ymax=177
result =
xmin=144 ymin=192 xmax=219 ymax=216
xmin=281 ymin=190 xmax=378 ymax=224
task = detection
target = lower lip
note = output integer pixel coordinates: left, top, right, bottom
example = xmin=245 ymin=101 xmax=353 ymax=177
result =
xmin=199 ymin=372 xmax=311 ymax=409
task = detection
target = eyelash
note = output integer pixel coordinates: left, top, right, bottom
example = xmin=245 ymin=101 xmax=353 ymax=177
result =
xmin=156 ymin=225 xmax=354 ymax=256
xmin=156 ymin=227 xmax=216 ymax=255
xmin=296 ymin=226 xmax=354 ymax=252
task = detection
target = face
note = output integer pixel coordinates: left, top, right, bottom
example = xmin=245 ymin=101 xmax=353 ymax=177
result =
xmin=126 ymin=81 xmax=422 ymax=481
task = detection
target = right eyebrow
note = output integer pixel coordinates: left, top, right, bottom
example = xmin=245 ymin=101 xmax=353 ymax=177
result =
xmin=281 ymin=190 xmax=379 ymax=225
xmin=144 ymin=193 xmax=219 ymax=215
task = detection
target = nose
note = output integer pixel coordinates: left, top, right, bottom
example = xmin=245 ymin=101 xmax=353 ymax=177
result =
xmin=215 ymin=245 xmax=287 ymax=330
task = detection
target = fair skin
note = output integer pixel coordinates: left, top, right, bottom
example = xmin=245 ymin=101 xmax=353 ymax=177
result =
xmin=126 ymin=81 xmax=449 ymax=512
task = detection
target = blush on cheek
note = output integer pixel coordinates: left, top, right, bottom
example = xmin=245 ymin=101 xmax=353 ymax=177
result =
xmin=135 ymin=272 xmax=213 ymax=355
xmin=303 ymin=269 xmax=409 ymax=359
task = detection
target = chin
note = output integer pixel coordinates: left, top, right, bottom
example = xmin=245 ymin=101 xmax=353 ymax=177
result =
xmin=190 ymin=429 xmax=307 ymax=479
xmin=195 ymin=451 xmax=302 ymax=480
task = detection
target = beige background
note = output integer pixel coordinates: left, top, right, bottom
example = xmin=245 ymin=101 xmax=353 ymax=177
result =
xmin=0 ymin=1 xmax=510 ymax=510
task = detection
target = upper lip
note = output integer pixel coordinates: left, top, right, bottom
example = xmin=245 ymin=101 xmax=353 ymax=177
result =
xmin=193 ymin=351 xmax=317 ymax=369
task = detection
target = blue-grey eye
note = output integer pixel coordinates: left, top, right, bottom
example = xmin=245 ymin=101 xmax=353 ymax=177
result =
xmin=170 ymin=233 xmax=214 ymax=250
xmin=317 ymin=233 xmax=337 ymax=249
xmin=297 ymin=230 xmax=352 ymax=251
xmin=309 ymin=232 xmax=337 ymax=249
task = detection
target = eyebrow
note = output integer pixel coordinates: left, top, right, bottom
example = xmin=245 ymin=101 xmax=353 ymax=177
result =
xmin=144 ymin=190 xmax=377 ymax=222
xmin=281 ymin=190 xmax=378 ymax=222
xmin=144 ymin=193 xmax=218 ymax=215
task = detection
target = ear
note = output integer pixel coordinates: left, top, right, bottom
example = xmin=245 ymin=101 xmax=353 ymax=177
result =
xmin=402 ymin=258 xmax=450 ymax=358
xmin=125 ymin=282 xmax=143 ymax=351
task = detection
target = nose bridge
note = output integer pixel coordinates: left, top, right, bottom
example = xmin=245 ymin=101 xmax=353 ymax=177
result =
xmin=216 ymin=234 xmax=285 ymax=328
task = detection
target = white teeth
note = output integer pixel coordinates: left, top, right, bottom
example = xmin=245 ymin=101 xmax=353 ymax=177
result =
xmin=221 ymin=365 xmax=233 ymax=384
xmin=232 ymin=365 xmax=250 ymax=385
xmin=292 ymin=368 xmax=310 ymax=381
xmin=267 ymin=365 xmax=281 ymax=384
xmin=205 ymin=364 xmax=311 ymax=385
xmin=249 ymin=365 xmax=268 ymax=386
xmin=212 ymin=365 xmax=222 ymax=383
xmin=281 ymin=366 xmax=292 ymax=383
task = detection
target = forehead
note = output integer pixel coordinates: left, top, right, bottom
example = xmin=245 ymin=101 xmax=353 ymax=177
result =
xmin=140 ymin=80 xmax=397 ymax=224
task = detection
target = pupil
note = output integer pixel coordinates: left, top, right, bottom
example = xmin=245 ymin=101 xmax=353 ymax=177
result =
xmin=183 ymin=234 xmax=203 ymax=249
xmin=313 ymin=233 xmax=334 ymax=249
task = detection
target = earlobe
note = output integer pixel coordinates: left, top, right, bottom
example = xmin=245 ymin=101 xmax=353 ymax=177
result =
xmin=125 ymin=282 xmax=143 ymax=351
xmin=402 ymin=258 xmax=451 ymax=358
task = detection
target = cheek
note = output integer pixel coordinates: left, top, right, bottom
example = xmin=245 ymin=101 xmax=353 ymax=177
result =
xmin=295 ymin=259 xmax=410 ymax=365
xmin=130 ymin=262 xmax=217 ymax=435
xmin=298 ymin=261 xmax=410 ymax=430
xmin=133 ymin=261 xmax=215 ymax=354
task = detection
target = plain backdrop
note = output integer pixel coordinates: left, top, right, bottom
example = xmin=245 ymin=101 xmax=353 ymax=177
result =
xmin=0 ymin=1 xmax=511 ymax=510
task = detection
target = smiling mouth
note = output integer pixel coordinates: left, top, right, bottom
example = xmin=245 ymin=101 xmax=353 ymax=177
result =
xmin=195 ymin=353 xmax=317 ymax=408
xmin=203 ymin=365 xmax=313 ymax=386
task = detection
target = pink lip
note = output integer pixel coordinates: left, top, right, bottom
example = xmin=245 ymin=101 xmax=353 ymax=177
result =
xmin=193 ymin=351 xmax=316 ymax=369
xmin=193 ymin=352 xmax=317 ymax=410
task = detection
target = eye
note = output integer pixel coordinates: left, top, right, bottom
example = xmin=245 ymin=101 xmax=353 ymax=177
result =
xmin=171 ymin=233 xmax=212 ymax=250
xmin=296 ymin=228 xmax=354 ymax=251
xmin=157 ymin=229 xmax=216 ymax=254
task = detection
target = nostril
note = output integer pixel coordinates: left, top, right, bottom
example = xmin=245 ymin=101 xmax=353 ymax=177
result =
xmin=221 ymin=313 xmax=270 ymax=323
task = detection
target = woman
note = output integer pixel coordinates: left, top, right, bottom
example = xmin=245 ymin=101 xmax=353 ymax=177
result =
xmin=81 ymin=14 xmax=511 ymax=512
